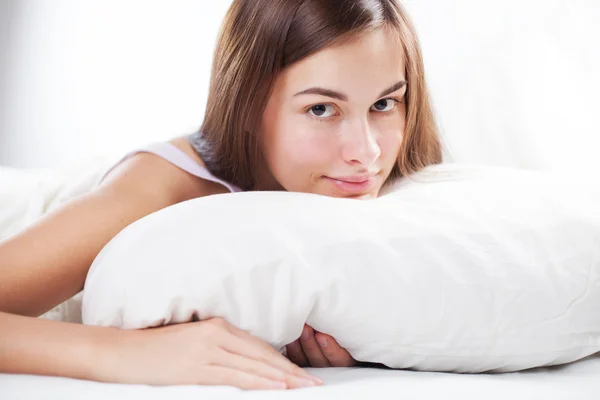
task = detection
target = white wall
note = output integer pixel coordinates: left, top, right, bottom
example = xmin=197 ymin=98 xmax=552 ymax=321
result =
xmin=0 ymin=0 xmax=232 ymax=168
xmin=0 ymin=0 xmax=20 ymax=161
xmin=1 ymin=0 xmax=599 ymax=174
xmin=405 ymin=0 xmax=600 ymax=174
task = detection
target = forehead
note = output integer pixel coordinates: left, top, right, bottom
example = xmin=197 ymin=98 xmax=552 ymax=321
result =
xmin=277 ymin=28 xmax=406 ymax=97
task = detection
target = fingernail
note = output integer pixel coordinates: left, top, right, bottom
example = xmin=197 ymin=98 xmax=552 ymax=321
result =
xmin=269 ymin=380 xmax=287 ymax=390
xmin=294 ymin=368 xmax=321 ymax=384
xmin=296 ymin=378 xmax=317 ymax=388
xmin=317 ymin=336 xmax=328 ymax=348
xmin=296 ymin=368 xmax=316 ymax=381
xmin=297 ymin=369 xmax=322 ymax=384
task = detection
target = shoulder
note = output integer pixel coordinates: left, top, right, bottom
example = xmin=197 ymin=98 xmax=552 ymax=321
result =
xmin=100 ymin=136 xmax=230 ymax=207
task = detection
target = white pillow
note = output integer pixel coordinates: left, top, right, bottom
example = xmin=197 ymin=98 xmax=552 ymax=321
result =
xmin=82 ymin=164 xmax=600 ymax=373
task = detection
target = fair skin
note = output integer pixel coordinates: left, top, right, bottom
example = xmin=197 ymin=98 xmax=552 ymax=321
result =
xmin=0 ymin=27 xmax=405 ymax=389
xmin=259 ymin=28 xmax=406 ymax=200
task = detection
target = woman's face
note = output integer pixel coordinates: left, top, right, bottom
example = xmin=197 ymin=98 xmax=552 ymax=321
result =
xmin=258 ymin=27 xmax=407 ymax=199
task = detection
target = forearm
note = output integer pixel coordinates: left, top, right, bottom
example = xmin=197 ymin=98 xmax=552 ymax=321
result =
xmin=0 ymin=311 xmax=118 ymax=381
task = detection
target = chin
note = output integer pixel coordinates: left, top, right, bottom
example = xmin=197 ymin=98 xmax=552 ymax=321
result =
xmin=318 ymin=189 xmax=380 ymax=200
xmin=347 ymin=192 xmax=379 ymax=200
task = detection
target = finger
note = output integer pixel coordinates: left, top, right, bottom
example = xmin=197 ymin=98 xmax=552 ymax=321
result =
xmin=225 ymin=324 xmax=321 ymax=383
xmin=300 ymin=325 xmax=331 ymax=368
xmin=219 ymin=329 xmax=321 ymax=385
xmin=314 ymin=332 xmax=357 ymax=367
xmin=285 ymin=340 xmax=309 ymax=367
xmin=213 ymin=348 xmax=317 ymax=389
xmin=197 ymin=365 xmax=287 ymax=391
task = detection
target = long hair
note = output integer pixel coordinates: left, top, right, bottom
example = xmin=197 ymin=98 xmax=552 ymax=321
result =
xmin=193 ymin=0 xmax=443 ymax=191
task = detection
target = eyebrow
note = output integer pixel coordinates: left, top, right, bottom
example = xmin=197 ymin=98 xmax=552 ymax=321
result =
xmin=293 ymin=80 xmax=407 ymax=102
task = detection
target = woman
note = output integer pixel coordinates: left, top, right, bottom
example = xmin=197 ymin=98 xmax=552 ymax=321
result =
xmin=0 ymin=0 xmax=442 ymax=391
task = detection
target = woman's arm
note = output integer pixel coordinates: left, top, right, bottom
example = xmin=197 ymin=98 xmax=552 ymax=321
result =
xmin=0 ymin=311 xmax=320 ymax=389
xmin=0 ymin=148 xmax=320 ymax=389
xmin=0 ymin=310 xmax=116 ymax=380
xmin=0 ymin=149 xmax=213 ymax=317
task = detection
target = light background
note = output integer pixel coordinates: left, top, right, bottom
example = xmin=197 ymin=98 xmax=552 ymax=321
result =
xmin=1 ymin=0 xmax=599 ymax=175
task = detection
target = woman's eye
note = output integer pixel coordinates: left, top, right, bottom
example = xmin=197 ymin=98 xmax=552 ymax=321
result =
xmin=308 ymin=104 xmax=335 ymax=118
xmin=371 ymin=98 xmax=396 ymax=112
xmin=308 ymin=99 xmax=397 ymax=120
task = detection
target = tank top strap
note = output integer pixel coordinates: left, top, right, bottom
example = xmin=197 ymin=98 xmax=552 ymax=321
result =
xmin=97 ymin=141 xmax=242 ymax=193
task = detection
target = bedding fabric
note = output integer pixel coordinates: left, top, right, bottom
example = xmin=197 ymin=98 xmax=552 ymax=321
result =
xmin=0 ymin=156 xmax=119 ymax=322
xmin=2 ymin=353 xmax=600 ymax=400
xmin=3 ymin=0 xmax=600 ymax=396
xmin=82 ymin=163 xmax=600 ymax=374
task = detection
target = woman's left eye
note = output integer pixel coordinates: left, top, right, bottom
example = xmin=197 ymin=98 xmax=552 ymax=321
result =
xmin=370 ymin=98 xmax=397 ymax=112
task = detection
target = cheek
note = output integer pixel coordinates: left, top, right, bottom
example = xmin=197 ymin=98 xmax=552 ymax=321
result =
xmin=380 ymin=127 xmax=403 ymax=152
xmin=269 ymin=121 xmax=333 ymax=172
xmin=376 ymin=119 xmax=405 ymax=163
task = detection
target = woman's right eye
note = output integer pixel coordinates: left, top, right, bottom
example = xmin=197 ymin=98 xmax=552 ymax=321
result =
xmin=308 ymin=104 xmax=335 ymax=118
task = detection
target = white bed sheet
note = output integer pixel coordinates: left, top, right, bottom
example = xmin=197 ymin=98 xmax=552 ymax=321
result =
xmin=2 ymin=353 xmax=599 ymax=400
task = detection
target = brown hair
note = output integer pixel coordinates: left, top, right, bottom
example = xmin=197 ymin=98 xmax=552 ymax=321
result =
xmin=194 ymin=0 xmax=442 ymax=191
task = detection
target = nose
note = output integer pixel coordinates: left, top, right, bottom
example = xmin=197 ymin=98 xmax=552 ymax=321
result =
xmin=340 ymin=119 xmax=381 ymax=167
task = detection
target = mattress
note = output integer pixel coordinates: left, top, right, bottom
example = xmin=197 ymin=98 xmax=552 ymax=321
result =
xmin=2 ymin=353 xmax=599 ymax=400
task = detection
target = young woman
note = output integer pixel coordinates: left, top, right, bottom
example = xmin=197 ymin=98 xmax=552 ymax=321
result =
xmin=0 ymin=0 xmax=442 ymax=390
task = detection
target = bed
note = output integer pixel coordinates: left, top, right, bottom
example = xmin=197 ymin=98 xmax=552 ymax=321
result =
xmin=2 ymin=0 xmax=600 ymax=398
xmin=1 ymin=154 xmax=599 ymax=400
xmin=2 ymin=355 xmax=599 ymax=399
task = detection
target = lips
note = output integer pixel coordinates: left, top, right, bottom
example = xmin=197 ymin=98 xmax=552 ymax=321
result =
xmin=324 ymin=173 xmax=379 ymax=195
xmin=329 ymin=175 xmax=376 ymax=183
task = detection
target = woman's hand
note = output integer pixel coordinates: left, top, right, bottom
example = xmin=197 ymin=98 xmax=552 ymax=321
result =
xmin=286 ymin=324 xmax=357 ymax=367
xmin=97 ymin=318 xmax=323 ymax=390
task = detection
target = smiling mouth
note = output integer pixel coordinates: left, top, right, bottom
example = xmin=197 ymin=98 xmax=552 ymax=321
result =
xmin=323 ymin=174 xmax=378 ymax=195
